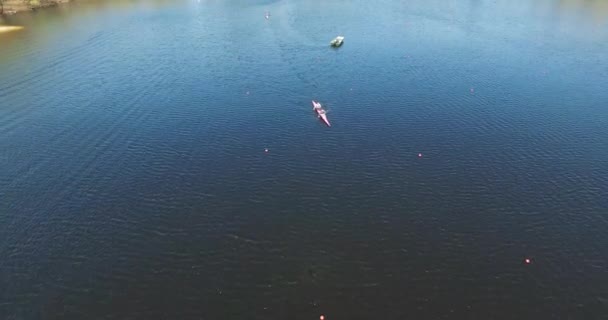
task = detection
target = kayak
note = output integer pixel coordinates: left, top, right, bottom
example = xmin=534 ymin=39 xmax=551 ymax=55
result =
xmin=312 ymin=100 xmax=331 ymax=127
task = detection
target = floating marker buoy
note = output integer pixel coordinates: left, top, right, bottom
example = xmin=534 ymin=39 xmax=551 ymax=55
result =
xmin=524 ymin=258 xmax=531 ymax=264
xmin=264 ymin=148 xmax=269 ymax=153
xmin=418 ymin=153 xmax=423 ymax=158
xmin=470 ymin=88 xmax=475 ymax=93
xmin=320 ymin=315 xmax=325 ymax=320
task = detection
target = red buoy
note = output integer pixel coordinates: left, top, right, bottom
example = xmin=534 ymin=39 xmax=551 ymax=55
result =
xmin=320 ymin=315 xmax=325 ymax=320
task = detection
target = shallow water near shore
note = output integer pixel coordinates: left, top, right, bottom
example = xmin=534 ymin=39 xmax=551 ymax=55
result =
xmin=1 ymin=0 xmax=608 ymax=319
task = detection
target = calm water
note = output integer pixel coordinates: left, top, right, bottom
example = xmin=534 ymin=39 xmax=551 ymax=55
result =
xmin=1 ymin=0 xmax=607 ymax=319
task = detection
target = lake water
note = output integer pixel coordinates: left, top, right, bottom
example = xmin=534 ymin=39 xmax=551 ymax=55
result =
xmin=1 ymin=0 xmax=607 ymax=319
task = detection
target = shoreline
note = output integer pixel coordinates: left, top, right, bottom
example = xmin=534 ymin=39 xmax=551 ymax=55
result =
xmin=1 ymin=0 xmax=70 ymax=15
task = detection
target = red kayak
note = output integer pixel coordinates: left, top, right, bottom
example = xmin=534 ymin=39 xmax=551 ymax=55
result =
xmin=312 ymin=100 xmax=331 ymax=127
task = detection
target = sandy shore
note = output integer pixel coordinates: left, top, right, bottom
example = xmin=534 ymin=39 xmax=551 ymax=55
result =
xmin=0 ymin=26 xmax=24 ymax=33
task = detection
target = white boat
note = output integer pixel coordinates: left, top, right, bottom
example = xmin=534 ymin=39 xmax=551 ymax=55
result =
xmin=312 ymin=100 xmax=331 ymax=127
xmin=330 ymin=36 xmax=344 ymax=47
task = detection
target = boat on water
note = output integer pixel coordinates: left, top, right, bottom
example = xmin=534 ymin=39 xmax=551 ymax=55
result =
xmin=0 ymin=26 xmax=24 ymax=33
xmin=330 ymin=36 xmax=344 ymax=47
xmin=312 ymin=100 xmax=331 ymax=127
